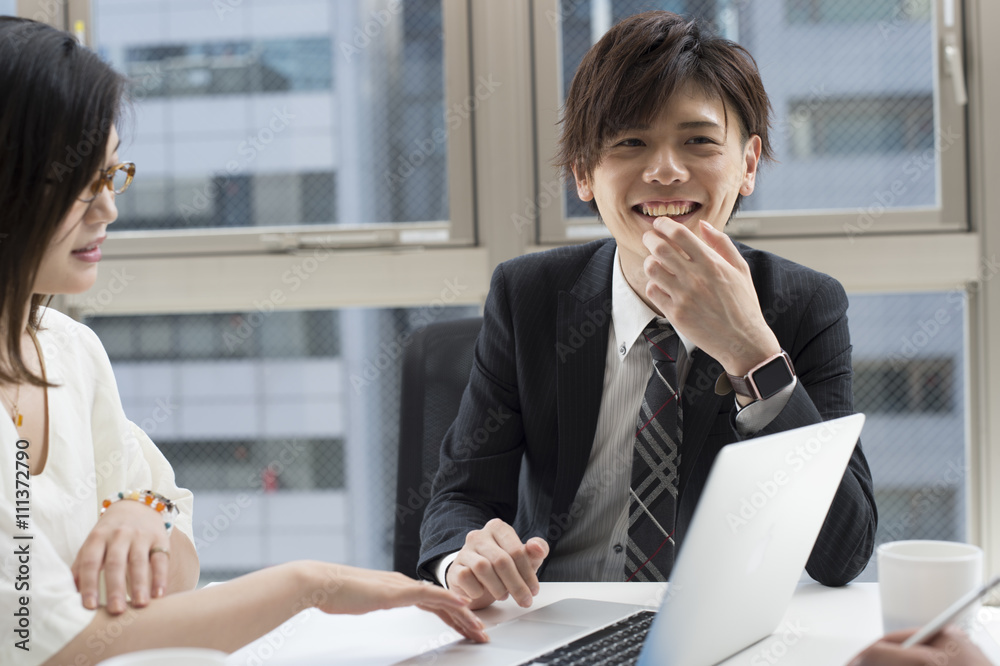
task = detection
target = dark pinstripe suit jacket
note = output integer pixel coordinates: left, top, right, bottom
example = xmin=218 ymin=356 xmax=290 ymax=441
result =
xmin=418 ymin=238 xmax=877 ymax=586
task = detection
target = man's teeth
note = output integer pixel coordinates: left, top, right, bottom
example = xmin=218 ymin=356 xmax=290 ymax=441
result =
xmin=641 ymin=202 xmax=696 ymax=217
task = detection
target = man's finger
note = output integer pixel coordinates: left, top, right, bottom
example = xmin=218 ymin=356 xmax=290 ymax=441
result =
xmin=490 ymin=529 xmax=539 ymax=606
xmin=525 ymin=538 xmax=549 ymax=568
xmin=449 ymin=562 xmax=488 ymax=601
xmin=461 ymin=547 xmax=511 ymax=602
xmin=653 ymin=217 xmax=709 ymax=261
xmin=699 ymin=220 xmax=745 ymax=268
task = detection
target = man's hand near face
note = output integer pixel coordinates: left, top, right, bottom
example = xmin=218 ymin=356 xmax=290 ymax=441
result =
xmin=445 ymin=519 xmax=549 ymax=610
xmin=641 ymin=218 xmax=782 ymax=400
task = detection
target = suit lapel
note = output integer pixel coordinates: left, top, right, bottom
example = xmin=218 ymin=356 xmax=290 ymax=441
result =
xmin=551 ymin=241 xmax=615 ymax=519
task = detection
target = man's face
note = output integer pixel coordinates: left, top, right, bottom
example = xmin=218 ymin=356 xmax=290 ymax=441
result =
xmin=573 ymin=82 xmax=761 ymax=276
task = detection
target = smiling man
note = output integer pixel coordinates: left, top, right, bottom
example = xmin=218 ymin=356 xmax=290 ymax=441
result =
xmin=418 ymin=11 xmax=877 ymax=608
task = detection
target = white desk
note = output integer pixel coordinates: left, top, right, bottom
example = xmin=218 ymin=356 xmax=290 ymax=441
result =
xmin=227 ymin=582 xmax=1000 ymax=665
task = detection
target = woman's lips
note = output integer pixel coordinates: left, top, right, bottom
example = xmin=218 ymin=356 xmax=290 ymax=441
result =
xmin=71 ymin=238 xmax=105 ymax=263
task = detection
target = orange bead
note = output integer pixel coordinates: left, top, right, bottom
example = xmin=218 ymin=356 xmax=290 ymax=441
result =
xmin=144 ymin=495 xmax=154 ymax=505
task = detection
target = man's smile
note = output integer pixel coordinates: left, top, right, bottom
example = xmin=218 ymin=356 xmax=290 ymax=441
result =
xmin=633 ymin=200 xmax=702 ymax=222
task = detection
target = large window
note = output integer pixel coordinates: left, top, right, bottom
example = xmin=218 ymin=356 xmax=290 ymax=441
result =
xmin=93 ymin=0 xmax=474 ymax=238
xmin=85 ymin=305 xmax=477 ymax=579
xmin=536 ymin=0 xmax=966 ymax=239
xmin=848 ymin=292 xmax=967 ymax=581
xmin=46 ymin=0 xmax=998 ymax=582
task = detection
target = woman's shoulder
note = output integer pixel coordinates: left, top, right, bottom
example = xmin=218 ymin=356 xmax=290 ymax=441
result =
xmin=35 ymin=306 xmax=109 ymax=366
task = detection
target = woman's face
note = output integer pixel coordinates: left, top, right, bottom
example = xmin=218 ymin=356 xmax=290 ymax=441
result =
xmin=33 ymin=126 xmax=120 ymax=296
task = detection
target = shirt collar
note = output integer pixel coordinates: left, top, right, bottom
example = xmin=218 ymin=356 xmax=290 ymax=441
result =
xmin=611 ymin=247 xmax=695 ymax=362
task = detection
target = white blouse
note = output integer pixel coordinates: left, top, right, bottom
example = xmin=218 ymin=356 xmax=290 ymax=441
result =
xmin=0 ymin=308 xmax=194 ymax=666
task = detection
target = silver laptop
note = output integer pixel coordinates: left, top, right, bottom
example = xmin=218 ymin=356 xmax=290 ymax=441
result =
xmin=400 ymin=413 xmax=866 ymax=666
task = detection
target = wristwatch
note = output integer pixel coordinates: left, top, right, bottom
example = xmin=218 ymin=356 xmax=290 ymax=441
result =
xmin=725 ymin=350 xmax=795 ymax=401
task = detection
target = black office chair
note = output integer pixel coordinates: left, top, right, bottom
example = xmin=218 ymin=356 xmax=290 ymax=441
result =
xmin=393 ymin=316 xmax=483 ymax=578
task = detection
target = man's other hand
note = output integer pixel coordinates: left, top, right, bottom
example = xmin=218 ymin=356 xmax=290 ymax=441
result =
xmin=446 ymin=518 xmax=549 ymax=610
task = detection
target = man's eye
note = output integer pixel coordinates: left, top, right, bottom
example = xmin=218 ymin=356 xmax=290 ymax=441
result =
xmin=687 ymin=136 xmax=717 ymax=145
xmin=616 ymin=138 xmax=644 ymax=147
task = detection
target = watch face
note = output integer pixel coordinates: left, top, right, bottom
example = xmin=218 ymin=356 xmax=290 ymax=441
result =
xmin=753 ymin=356 xmax=794 ymax=399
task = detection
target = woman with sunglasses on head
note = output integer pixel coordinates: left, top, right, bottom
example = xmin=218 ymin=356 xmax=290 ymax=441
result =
xmin=0 ymin=16 xmax=486 ymax=666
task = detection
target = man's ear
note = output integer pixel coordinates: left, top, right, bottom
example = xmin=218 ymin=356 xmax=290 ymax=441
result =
xmin=740 ymin=135 xmax=762 ymax=196
xmin=571 ymin=164 xmax=595 ymax=202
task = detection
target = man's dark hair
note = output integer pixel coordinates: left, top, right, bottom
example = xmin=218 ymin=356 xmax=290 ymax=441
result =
xmin=555 ymin=10 xmax=774 ymax=217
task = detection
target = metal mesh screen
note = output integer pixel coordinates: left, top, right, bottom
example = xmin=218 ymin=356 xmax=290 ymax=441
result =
xmin=93 ymin=0 xmax=448 ymax=230
xmin=847 ymin=291 xmax=966 ymax=581
xmin=85 ymin=291 xmax=967 ymax=582
xmin=85 ymin=303 xmax=477 ymax=581
xmin=558 ymin=0 xmax=937 ymax=217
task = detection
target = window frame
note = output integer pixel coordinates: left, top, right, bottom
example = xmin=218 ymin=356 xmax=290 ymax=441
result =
xmin=24 ymin=0 xmax=999 ymax=586
xmin=532 ymin=0 xmax=969 ymax=242
xmin=65 ymin=0 xmax=478 ymax=259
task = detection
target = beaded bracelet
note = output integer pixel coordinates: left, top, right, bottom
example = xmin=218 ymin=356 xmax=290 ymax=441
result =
xmin=101 ymin=489 xmax=178 ymax=535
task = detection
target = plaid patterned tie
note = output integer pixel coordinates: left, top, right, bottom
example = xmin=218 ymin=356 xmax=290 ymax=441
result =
xmin=625 ymin=321 xmax=682 ymax=582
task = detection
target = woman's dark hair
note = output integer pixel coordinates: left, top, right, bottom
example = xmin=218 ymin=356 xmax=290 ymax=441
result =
xmin=0 ymin=17 xmax=125 ymax=386
xmin=555 ymin=11 xmax=774 ymax=218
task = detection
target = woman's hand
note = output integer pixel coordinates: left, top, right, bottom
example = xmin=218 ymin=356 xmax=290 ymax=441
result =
xmin=308 ymin=563 xmax=489 ymax=643
xmin=71 ymin=499 xmax=172 ymax=614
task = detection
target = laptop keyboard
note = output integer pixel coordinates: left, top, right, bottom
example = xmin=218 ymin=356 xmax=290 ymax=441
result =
xmin=518 ymin=610 xmax=656 ymax=666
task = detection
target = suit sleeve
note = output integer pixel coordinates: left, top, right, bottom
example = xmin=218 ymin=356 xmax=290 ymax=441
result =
xmin=417 ymin=264 xmax=528 ymax=581
xmin=737 ymin=275 xmax=878 ymax=587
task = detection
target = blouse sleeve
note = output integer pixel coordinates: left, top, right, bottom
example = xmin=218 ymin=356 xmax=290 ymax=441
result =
xmin=73 ymin=319 xmax=195 ymax=544
xmin=0 ymin=500 xmax=95 ymax=666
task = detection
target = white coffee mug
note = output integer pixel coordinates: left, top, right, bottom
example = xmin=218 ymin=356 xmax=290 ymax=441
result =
xmin=877 ymin=540 xmax=983 ymax=634
xmin=96 ymin=647 xmax=227 ymax=666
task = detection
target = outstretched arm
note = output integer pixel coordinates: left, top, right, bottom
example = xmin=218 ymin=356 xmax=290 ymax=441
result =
xmin=47 ymin=562 xmax=487 ymax=665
